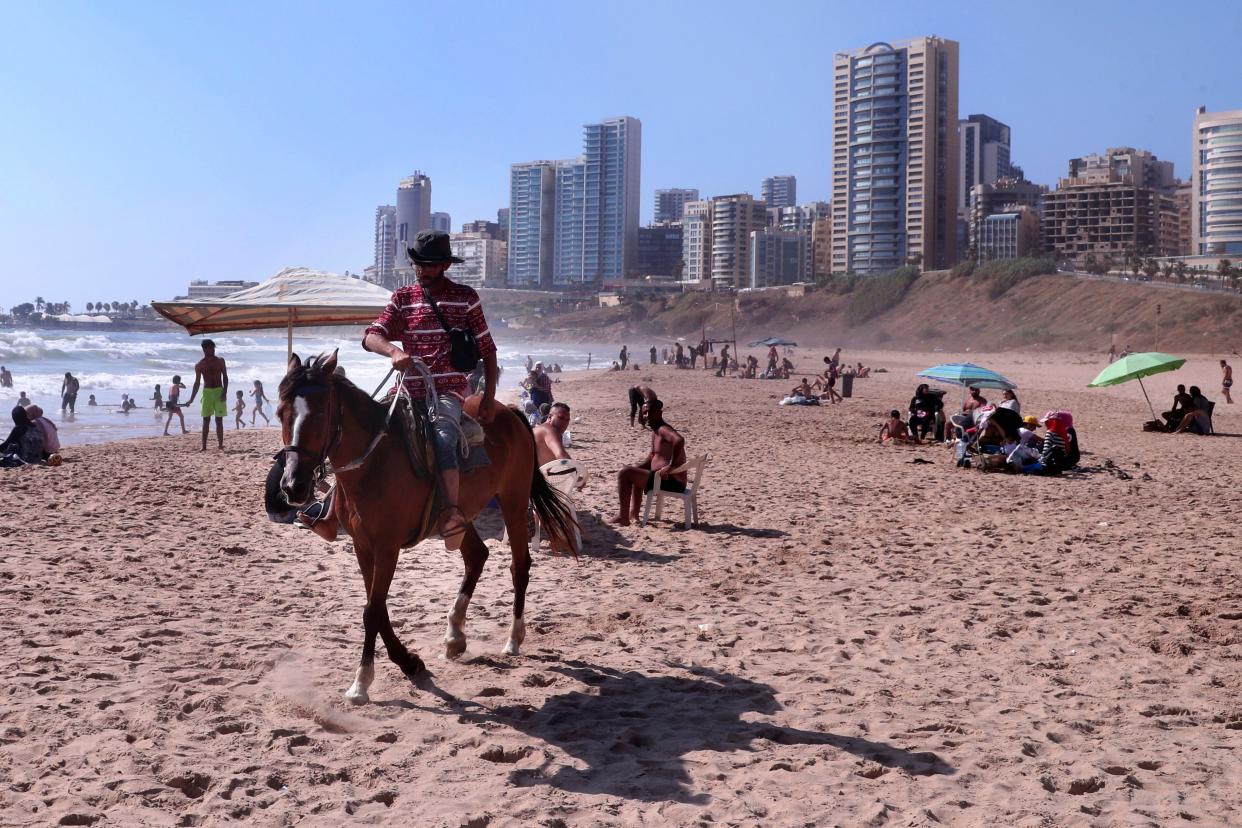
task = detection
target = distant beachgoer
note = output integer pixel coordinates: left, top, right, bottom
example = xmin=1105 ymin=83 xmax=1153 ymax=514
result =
xmin=963 ymin=387 xmax=987 ymax=412
xmin=611 ymin=398 xmax=686 ymax=526
xmin=118 ymin=394 xmax=134 ymax=413
xmin=60 ymin=372 xmax=79 ymax=414
xmin=185 ymin=339 xmax=228 ymax=450
xmin=17 ymin=391 xmax=31 ymax=408
xmin=1222 ymin=360 xmax=1233 ymax=404
xmin=0 ymin=366 xmax=11 ymax=388
xmin=525 ymin=354 xmax=534 ymax=372
xmin=767 ymin=345 xmax=779 ymax=375
xmin=820 ymin=359 xmax=842 ymax=404
xmin=649 ymin=346 xmax=657 ymax=364
xmin=908 ymin=384 xmax=943 ymax=440
xmin=880 ymin=410 xmax=918 ymax=444
xmin=163 ymin=374 xmax=188 ymax=435
xmin=525 ymin=363 xmax=553 ymax=415
xmin=1107 ymin=344 xmax=1117 ymax=363
xmin=152 ymin=384 xmax=163 ymax=410
xmin=1162 ymin=384 xmax=1194 ymax=430
xmin=619 ymin=346 xmax=628 ymax=370
xmin=250 ymin=380 xmax=270 ymax=425
xmin=675 ymin=343 xmax=684 ymax=367
xmin=233 ymin=390 xmax=247 ymax=429
xmin=87 ymin=394 xmax=97 ymax=406
xmin=661 ymin=347 xmax=669 ymax=364
xmin=688 ymin=346 xmax=698 ymax=369
xmin=829 ymin=348 xmax=841 ymax=370
xmin=998 ymin=389 xmax=1021 ymax=414
xmin=628 ymin=384 xmax=658 ymax=427
xmin=791 ymin=378 xmax=813 ymax=398
xmin=716 ymin=345 xmax=731 ymax=377
xmin=587 ymin=352 xmax=592 ymax=370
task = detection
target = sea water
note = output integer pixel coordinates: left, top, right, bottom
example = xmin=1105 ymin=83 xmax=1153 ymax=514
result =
xmin=0 ymin=327 xmax=616 ymax=447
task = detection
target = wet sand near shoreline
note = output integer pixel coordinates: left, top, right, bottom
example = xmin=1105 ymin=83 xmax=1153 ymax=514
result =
xmin=1 ymin=349 xmax=1239 ymax=826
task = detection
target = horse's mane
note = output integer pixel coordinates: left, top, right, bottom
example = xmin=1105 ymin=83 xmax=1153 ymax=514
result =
xmin=278 ymin=353 xmax=386 ymax=431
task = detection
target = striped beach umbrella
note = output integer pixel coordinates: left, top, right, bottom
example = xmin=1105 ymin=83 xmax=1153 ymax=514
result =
xmin=917 ymin=362 xmax=1017 ymax=390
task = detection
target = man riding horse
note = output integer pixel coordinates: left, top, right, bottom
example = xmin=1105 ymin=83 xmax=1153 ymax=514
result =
xmin=362 ymin=229 xmax=499 ymax=550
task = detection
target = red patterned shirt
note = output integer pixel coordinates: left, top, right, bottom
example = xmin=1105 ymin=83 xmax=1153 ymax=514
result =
xmin=363 ymin=279 xmax=497 ymax=399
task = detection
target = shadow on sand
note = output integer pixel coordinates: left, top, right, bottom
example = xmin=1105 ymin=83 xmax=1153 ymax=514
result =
xmin=695 ymin=522 xmax=790 ymax=540
xmin=407 ymin=659 xmax=953 ymax=803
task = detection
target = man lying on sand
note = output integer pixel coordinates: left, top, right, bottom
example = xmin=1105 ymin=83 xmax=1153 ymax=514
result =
xmin=612 ymin=398 xmax=686 ymax=526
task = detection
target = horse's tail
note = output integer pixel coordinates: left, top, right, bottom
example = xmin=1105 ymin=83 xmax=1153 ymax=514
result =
xmin=515 ymin=408 xmax=580 ymax=558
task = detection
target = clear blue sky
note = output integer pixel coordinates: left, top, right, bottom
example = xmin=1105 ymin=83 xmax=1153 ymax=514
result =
xmin=2 ymin=1 xmax=1240 ymax=307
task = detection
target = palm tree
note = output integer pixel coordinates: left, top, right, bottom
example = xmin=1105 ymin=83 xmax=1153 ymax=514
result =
xmin=86 ymin=302 xmax=94 ymax=312
xmin=35 ymin=296 xmax=45 ymax=313
xmin=1219 ymin=259 xmax=1233 ymax=285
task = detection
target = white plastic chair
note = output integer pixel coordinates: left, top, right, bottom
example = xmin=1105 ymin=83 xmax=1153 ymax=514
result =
xmin=532 ymin=458 xmax=585 ymax=554
xmin=640 ymin=454 xmax=709 ymax=529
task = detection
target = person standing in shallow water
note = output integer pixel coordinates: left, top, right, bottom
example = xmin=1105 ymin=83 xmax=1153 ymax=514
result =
xmin=184 ymin=340 xmax=228 ymax=450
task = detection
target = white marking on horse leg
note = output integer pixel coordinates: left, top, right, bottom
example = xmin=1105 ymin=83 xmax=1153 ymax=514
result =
xmin=291 ymin=396 xmax=310 ymax=445
xmin=445 ymin=592 xmax=470 ymax=659
xmin=502 ymin=616 xmax=526 ymax=656
xmin=344 ymin=663 xmax=374 ymax=705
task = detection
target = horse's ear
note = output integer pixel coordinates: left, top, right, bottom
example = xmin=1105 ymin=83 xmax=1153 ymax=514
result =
xmin=322 ymin=349 xmax=339 ymax=377
xmin=287 ymin=352 xmax=301 ymax=375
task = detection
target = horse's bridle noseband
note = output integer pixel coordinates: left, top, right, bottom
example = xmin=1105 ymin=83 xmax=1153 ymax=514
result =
xmin=274 ymin=381 xmax=344 ymax=486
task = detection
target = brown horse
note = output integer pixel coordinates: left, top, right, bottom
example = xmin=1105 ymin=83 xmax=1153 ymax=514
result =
xmin=273 ymin=351 xmax=576 ymax=704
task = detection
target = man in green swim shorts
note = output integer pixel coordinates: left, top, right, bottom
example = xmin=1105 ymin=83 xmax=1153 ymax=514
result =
xmin=185 ymin=339 xmax=229 ymax=451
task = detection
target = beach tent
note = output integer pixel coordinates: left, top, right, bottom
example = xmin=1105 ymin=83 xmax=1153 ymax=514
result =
xmin=151 ymin=267 xmax=393 ymax=358
xmin=748 ymin=336 xmax=798 ymax=347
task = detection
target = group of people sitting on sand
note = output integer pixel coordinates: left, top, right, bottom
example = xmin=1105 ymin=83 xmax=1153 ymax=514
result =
xmin=1 ymin=403 xmax=62 ymax=468
xmin=882 ymin=384 xmax=1079 ymax=475
xmin=1159 ymin=384 xmax=1216 ymax=435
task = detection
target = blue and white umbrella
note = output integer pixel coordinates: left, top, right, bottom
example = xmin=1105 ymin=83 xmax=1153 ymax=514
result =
xmin=917 ymin=362 xmax=1017 ymax=390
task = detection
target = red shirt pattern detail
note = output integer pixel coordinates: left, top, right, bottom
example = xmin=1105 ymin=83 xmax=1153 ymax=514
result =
xmin=363 ymin=279 xmax=497 ymax=399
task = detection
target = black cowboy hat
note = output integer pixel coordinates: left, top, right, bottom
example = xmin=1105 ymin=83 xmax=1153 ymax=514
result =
xmin=407 ymin=229 xmax=464 ymax=264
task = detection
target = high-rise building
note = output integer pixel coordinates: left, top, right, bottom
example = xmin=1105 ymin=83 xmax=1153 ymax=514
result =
xmin=770 ymin=202 xmax=829 ymax=279
xmin=583 ymin=116 xmax=642 ymax=282
xmin=496 ymin=208 xmax=510 ymax=242
xmin=831 ymin=36 xmax=960 ymax=274
xmin=451 ymin=233 xmax=507 ymax=289
xmin=431 ymin=212 xmax=451 ymax=233
xmin=637 ymin=225 xmax=684 ymax=277
xmin=958 ymin=114 xmax=1013 ymax=212
xmin=681 ymin=201 xmax=712 ymax=287
xmin=1173 ymin=180 xmax=1194 ymax=257
xmin=507 ymin=161 xmax=556 ymax=288
xmin=1068 ymin=147 xmax=1176 ymax=192
xmin=373 ymin=205 xmax=396 ymax=287
xmin=553 ymin=158 xmax=587 ymax=285
xmin=710 ymin=194 xmax=768 ymax=290
xmin=1192 ymin=107 xmax=1242 ymax=257
xmin=395 ymin=172 xmax=432 ymax=280
xmin=749 ymin=230 xmax=809 ymax=288
xmin=654 ymin=188 xmax=699 ymax=223
xmin=761 ymin=176 xmax=797 ymax=209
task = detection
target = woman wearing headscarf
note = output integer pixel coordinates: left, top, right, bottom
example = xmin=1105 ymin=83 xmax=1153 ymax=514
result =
xmin=0 ymin=405 xmax=46 ymax=465
xmin=907 ymin=383 xmax=943 ymax=441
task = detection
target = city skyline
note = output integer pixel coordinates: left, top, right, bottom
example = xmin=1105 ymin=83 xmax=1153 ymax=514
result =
xmin=3 ymin=1 xmax=1241 ymax=304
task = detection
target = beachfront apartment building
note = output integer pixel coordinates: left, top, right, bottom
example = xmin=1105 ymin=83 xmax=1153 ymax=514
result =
xmin=1041 ymin=177 xmax=1182 ymax=266
xmin=186 ymin=279 xmax=259 ymax=299
xmin=978 ymin=207 xmax=1040 ymax=261
xmin=553 ymin=158 xmax=588 ymax=285
xmin=1192 ymin=107 xmax=1242 ymax=257
xmin=959 ymin=114 xmax=1014 ymax=213
xmin=507 ymin=161 xmax=556 ymax=288
xmin=831 ymin=36 xmax=960 ymax=275
xmin=761 ymin=176 xmax=797 ymax=209
xmin=637 ymin=225 xmax=684 ymax=277
xmin=710 ymin=194 xmax=769 ymax=290
xmin=967 ymin=177 xmax=1045 ymax=258
xmin=496 ymin=208 xmax=510 ymax=242
xmin=654 ymin=188 xmax=699 ymax=224
xmin=431 ymin=212 xmax=451 ymax=233
xmin=749 ymin=229 xmax=809 ymax=288
xmin=372 ymin=205 xmax=396 ymax=287
xmin=770 ymin=201 xmax=829 ymax=280
xmin=1069 ymin=147 xmax=1176 ymax=192
xmin=583 ymin=116 xmax=642 ymax=282
xmin=394 ymin=172 xmax=432 ymax=283
xmin=450 ymin=233 xmax=507 ymax=289
xmin=681 ymin=200 xmax=712 ymax=287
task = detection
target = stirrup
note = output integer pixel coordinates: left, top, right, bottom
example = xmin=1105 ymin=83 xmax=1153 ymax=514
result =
xmin=437 ymin=506 xmax=470 ymax=550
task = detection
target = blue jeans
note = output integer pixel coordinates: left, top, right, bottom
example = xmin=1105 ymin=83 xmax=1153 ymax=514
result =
xmin=432 ymin=394 xmax=465 ymax=471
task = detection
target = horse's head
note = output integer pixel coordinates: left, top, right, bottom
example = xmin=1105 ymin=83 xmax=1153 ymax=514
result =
xmin=275 ymin=349 xmax=340 ymax=507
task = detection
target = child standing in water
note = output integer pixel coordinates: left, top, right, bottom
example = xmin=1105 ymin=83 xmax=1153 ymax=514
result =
xmin=151 ymin=384 xmax=162 ymax=410
xmin=163 ymin=375 xmax=188 ymax=435
xmin=233 ymin=390 xmax=247 ymax=429
xmin=250 ymin=379 xmax=270 ymax=426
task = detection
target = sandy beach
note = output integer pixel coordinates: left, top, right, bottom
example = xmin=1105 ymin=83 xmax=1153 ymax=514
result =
xmin=1 ymin=349 xmax=1240 ymax=827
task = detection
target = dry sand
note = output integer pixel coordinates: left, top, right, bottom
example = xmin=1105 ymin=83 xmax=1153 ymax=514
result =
xmin=1 ymin=349 xmax=1240 ymax=827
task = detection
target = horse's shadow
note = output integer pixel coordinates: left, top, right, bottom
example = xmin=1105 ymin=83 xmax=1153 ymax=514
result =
xmin=426 ymin=659 xmax=953 ymax=803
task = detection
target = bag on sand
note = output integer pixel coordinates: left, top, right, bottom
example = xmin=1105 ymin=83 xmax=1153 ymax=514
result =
xmin=1142 ymin=419 xmax=1167 ymax=433
xmin=974 ymin=453 xmax=1008 ymax=472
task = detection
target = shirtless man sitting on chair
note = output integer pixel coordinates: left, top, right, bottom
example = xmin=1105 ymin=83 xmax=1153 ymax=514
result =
xmin=611 ymin=398 xmax=686 ymax=526
xmin=533 ymin=402 xmax=585 ymax=490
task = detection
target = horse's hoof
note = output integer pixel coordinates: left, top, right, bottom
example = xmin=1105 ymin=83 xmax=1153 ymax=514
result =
xmin=502 ymin=641 xmax=520 ymax=656
xmin=345 ymin=686 xmax=369 ymax=705
xmin=445 ymin=637 xmax=467 ymax=659
xmin=400 ymin=655 xmax=426 ymax=678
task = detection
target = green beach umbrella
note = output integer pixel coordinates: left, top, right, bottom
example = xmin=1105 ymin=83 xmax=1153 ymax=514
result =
xmin=1087 ymin=351 xmax=1186 ymax=420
